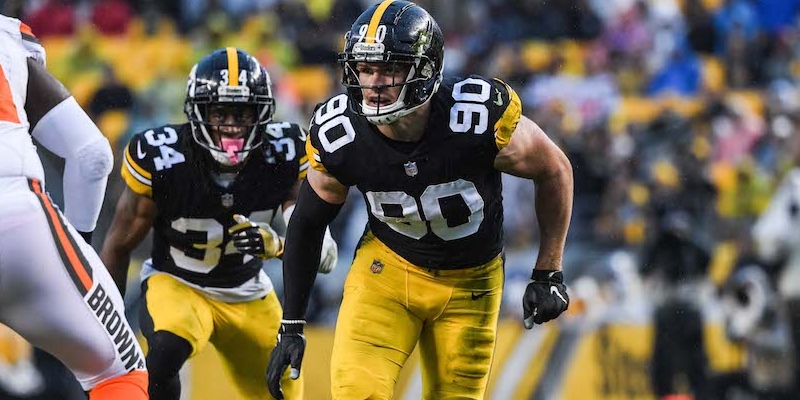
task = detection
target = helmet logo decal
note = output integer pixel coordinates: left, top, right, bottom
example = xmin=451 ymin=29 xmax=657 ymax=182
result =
xmin=413 ymin=31 xmax=430 ymax=55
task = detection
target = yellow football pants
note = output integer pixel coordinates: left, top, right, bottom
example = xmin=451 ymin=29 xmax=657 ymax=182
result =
xmin=143 ymin=273 xmax=303 ymax=400
xmin=331 ymin=232 xmax=504 ymax=400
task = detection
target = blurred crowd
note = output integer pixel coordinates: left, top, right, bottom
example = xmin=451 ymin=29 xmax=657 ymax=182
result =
xmin=4 ymin=0 xmax=800 ymax=398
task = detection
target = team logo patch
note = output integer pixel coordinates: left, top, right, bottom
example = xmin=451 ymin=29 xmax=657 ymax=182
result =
xmin=404 ymin=161 xmax=418 ymax=177
xmin=221 ymin=193 xmax=234 ymax=208
xmin=370 ymin=260 xmax=384 ymax=274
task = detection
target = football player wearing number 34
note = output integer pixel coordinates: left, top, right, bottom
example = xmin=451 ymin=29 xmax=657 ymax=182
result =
xmin=266 ymin=1 xmax=574 ymax=399
xmin=100 ymin=48 xmax=337 ymax=400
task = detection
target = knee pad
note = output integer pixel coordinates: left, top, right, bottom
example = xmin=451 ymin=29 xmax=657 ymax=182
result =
xmin=88 ymin=370 xmax=148 ymax=400
xmin=146 ymin=331 xmax=192 ymax=380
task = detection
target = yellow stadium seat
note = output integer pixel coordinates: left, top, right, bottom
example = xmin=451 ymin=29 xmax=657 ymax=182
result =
xmin=521 ymin=41 xmax=552 ymax=72
xmin=69 ymin=72 xmax=102 ymax=108
xmin=556 ymin=40 xmax=586 ymax=76
xmin=96 ymin=110 xmax=130 ymax=144
xmin=286 ymin=66 xmax=333 ymax=104
xmin=661 ymin=95 xmax=705 ymax=118
xmin=616 ymin=96 xmax=662 ymax=124
xmin=726 ymin=90 xmax=765 ymax=117
xmin=701 ymin=55 xmax=726 ymax=92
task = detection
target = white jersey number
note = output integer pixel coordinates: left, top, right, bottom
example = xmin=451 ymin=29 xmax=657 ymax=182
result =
xmin=365 ymin=179 xmax=484 ymax=241
xmin=144 ymin=127 xmax=185 ymax=171
xmin=168 ymin=210 xmax=275 ymax=273
xmin=449 ymin=78 xmax=491 ymax=134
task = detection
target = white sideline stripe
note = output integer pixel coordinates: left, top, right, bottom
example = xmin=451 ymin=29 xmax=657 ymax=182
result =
xmin=491 ymin=325 xmax=549 ymax=400
xmin=401 ymin=366 xmax=423 ymax=400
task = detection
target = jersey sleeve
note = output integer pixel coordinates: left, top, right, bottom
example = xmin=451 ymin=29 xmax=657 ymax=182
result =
xmin=120 ymin=131 xmax=157 ymax=197
xmin=18 ymin=22 xmax=45 ymax=66
xmin=305 ymin=95 xmax=356 ymax=185
xmin=489 ymin=78 xmax=522 ymax=150
xmin=296 ymin=128 xmax=310 ymax=180
xmin=306 ymin=101 xmax=329 ymax=175
xmin=0 ymin=16 xmax=45 ymax=66
xmin=264 ymin=121 xmax=309 ymax=180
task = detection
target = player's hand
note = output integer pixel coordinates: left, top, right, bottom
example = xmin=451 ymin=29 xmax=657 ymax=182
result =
xmin=266 ymin=321 xmax=306 ymax=399
xmin=228 ymin=214 xmax=283 ymax=259
xmin=523 ymin=270 xmax=569 ymax=329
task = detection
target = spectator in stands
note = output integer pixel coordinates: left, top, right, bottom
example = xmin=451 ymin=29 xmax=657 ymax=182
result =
xmin=646 ymin=42 xmax=701 ymax=97
xmin=752 ymin=0 xmax=800 ymax=37
xmin=90 ymin=0 xmax=133 ymax=36
xmin=713 ymin=0 xmax=760 ymax=54
xmin=87 ymin=63 xmax=134 ymax=121
xmin=641 ymin=210 xmax=712 ymax=400
xmin=22 ymin=0 xmax=76 ymax=38
xmin=683 ymin=0 xmax=717 ymax=54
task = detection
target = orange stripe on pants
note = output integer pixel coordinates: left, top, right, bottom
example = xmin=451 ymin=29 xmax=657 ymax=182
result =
xmin=29 ymin=179 xmax=93 ymax=294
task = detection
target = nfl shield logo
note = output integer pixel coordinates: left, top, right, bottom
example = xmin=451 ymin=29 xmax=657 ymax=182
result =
xmin=370 ymin=260 xmax=384 ymax=274
xmin=404 ymin=161 xmax=418 ymax=177
xmin=221 ymin=193 xmax=234 ymax=208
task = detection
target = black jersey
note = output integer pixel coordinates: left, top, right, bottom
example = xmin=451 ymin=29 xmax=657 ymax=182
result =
xmin=307 ymin=75 xmax=522 ymax=269
xmin=121 ymin=121 xmax=308 ymax=287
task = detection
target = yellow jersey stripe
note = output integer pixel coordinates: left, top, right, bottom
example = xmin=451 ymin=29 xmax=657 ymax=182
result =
xmin=124 ymin=145 xmax=152 ymax=180
xmin=121 ymin=164 xmax=153 ymax=197
xmin=305 ymin=135 xmax=328 ymax=173
xmin=366 ymin=0 xmax=395 ymax=44
xmin=226 ymin=47 xmax=239 ymax=86
xmin=494 ymin=80 xmax=522 ymax=150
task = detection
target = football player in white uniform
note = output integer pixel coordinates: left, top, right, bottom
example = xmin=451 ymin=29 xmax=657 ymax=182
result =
xmin=0 ymin=14 xmax=148 ymax=400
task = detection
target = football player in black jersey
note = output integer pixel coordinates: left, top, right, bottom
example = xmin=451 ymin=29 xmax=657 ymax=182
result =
xmin=100 ymin=48 xmax=338 ymax=400
xmin=266 ymin=1 xmax=574 ymax=399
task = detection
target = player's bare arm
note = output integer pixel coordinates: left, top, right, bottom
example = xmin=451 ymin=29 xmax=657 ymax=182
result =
xmin=26 ymin=58 xmax=114 ymax=243
xmin=495 ymin=115 xmax=573 ymax=328
xmin=307 ymin=166 xmax=349 ymax=205
xmin=493 ymin=115 xmax=573 ymax=272
xmin=100 ymin=187 xmax=157 ymax=295
xmin=24 ymin=58 xmax=69 ymax=126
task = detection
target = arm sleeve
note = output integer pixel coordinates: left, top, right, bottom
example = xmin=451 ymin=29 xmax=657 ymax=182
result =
xmin=282 ymin=180 xmax=343 ymax=319
xmin=31 ymin=96 xmax=113 ymax=232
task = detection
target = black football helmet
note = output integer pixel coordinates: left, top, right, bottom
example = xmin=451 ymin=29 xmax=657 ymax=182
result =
xmin=338 ymin=0 xmax=444 ymax=125
xmin=185 ymin=47 xmax=275 ymax=167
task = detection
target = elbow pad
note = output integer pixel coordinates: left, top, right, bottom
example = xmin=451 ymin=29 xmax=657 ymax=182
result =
xmin=74 ymin=137 xmax=114 ymax=180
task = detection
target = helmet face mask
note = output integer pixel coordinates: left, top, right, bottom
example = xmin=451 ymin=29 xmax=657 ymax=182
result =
xmin=185 ymin=48 xmax=275 ymax=167
xmin=339 ymin=0 xmax=444 ymax=125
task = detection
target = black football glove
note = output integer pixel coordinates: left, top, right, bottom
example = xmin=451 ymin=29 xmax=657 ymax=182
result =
xmin=228 ymin=214 xmax=283 ymax=259
xmin=523 ymin=270 xmax=569 ymax=329
xmin=266 ymin=321 xmax=306 ymax=400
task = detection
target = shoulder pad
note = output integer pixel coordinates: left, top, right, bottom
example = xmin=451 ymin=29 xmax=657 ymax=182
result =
xmin=439 ymin=75 xmax=521 ymax=148
xmin=263 ymin=121 xmax=308 ymax=177
xmin=120 ymin=125 xmax=187 ymax=196
xmin=0 ymin=16 xmax=45 ymax=66
xmin=307 ymin=93 xmax=355 ymax=174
